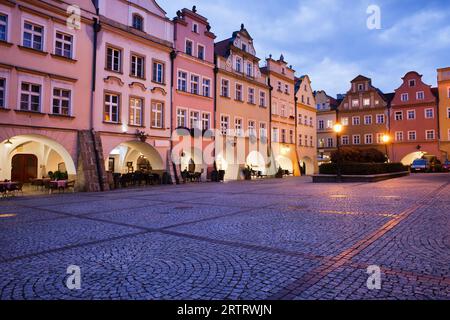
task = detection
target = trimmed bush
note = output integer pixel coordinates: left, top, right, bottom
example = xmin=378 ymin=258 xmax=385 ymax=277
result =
xmin=331 ymin=147 xmax=386 ymax=163
xmin=319 ymin=162 xmax=408 ymax=175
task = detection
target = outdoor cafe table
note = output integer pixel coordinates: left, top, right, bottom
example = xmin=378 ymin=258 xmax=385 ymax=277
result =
xmin=0 ymin=181 xmax=18 ymax=188
xmin=51 ymin=180 xmax=68 ymax=188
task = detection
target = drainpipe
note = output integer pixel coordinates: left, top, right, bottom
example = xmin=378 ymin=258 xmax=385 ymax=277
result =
xmin=268 ymin=76 xmax=273 ymax=158
xmin=294 ymin=95 xmax=299 ymax=173
xmin=213 ymin=63 xmax=218 ymax=159
xmin=90 ymin=15 xmax=104 ymax=191
xmin=170 ymin=49 xmax=177 ymax=183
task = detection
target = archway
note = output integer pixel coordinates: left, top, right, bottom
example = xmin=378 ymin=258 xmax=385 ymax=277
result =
xmin=276 ymin=155 xmax=294 ymax=172
xmin=0 ymin=134 xmax=77 ymax=182
xmin=400 ymin=152 xmax=427 ymax=166
xmin=106 ymin=141 xmax=164 ymax=174
xmin=246 ymin=151 xmax=268 ymax=174
xmin=300 ymin=156 xmax=314 ymax=176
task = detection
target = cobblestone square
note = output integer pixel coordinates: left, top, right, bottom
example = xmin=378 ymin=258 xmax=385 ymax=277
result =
xmin=0 ymin=174 xmax=449 ymax=300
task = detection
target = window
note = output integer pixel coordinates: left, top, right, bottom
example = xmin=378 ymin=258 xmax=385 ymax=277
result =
xmin=20 ymin=82 xmax=41 ymax=112
xmin=106 ymin=47 xmax=122 ymax=72
xmin=190 ymin=111 xmax=200 ymax=129
xmin=190 ymin=74 xmax=199 ymax=95
xmin=310 ymin=117 xmax=313 ymax=127
xmin=129 ymin=97 xmax=143 ymax=126
xmin=220 ymin=115 xmax=229 ymax=135
xmin=409 ymin=79 xmax=416 ymax=87
xmin=327 ymin=120 xmax=333 ymax=129
xmin=177 ymin=108 xmax=187 ymax=127
xmin=281 ymin=129 xmax=286 ymax=143
xmin=407 ymin=110 xmax=416 ymax=120
xmin=395 ymin=111 xmax=403 ymax=121
xmin=177 ymin=71 xmax=188 ymax=92
xmin=52 ymin=88 xmax=71 ymax=116
xmin=185 ymin=40 xmax=193 ymax=56
xmin=198 ymin=45 xmax=205 ymax=60
xmin=426 ymin=130 xmax=435 ymax=140
xmin=0 ymin=78 xmax=5 ymax=108
xmin=235 ymin=118 xmax=243 ymax=137
xmin=132 ymin=14 xmax=144 ymax=31
xmin=259 ymin=123 xmax=267 ymax=139
xmin=364 ymin=115 xmax=372 ymax=125
xmin=151 ymin=101 xmax=163 ymax=128
xmin=248 ymin=88 xmax=255 ymax=104
xmin=447 ymin=107 xmax=450 ymax=119
xmin=246 ymin=63 xmax=253 ymax=77
xmin=259 ymin=91 xmax=266 ymax=107
xmin=416 ymin=91 xmax=424 ymax=100
xmin=23 ymin=22 xmax=44 ymax=50
xmin=342 ymin=117 xmax=349 ymax=126
xmin=248 ymin=120 xmax=256 ymax=137
xmin=221 ymin=79 xmax=229 ymax=97
xmin=327 ymin=138 xmax=333 ymax=148
xmin=280 ymin=105 xmax=286 ymax=117
xmin=152 ymin=61 xmax=164 ymax=83
xmin=363 ymin=98 xmax=370 ymax=106
xmin=310 ymin=136 xmax=313 ymax=147
xmin=401 ymin=93 xmax=409 ymax=102
xmin=448 ymin=87 xmax=450 ymax=98
xmin=192 ymin=23 xmax=198 ymax=33
xmin=202 ymin=113 xmax=210 ymax=130
xmin=289 ymin=130 xmax=294 ymax=144
xmin=235 ymin=84 xmax=243 ymax=101
xmin=304 ymin=135 xmax=308 ymax=146
xmin=395 ymin=131 xmax=403 ymax=142
xmin=104 ymin=93 xmax=119 ymax=123
xmin=364 ymin=134 xmax=373 ymax=144
xmin=131 ymin=54 xmax=145 ymax=78
xmin=352 ymin=116 xmax=360 ymax=125
xmin=0 ymin=14 xmax=7 ymax=41
xmin=342 ymin=136 xmax=349 ymax=145
xmin=408 ymin=131 xmax=416 ymax=141
xmin=307 ymin=97 xmax=310 ymax=105
xmin=299 ymin=134 xmax=303 ymax=146
xmin=278 ymin=82 xmax=282 ymax=91
xmin=272 ymin=128 xmax=279 ymax=142
xmin=202 ymin=78 xmax=211 ymax=97
xmin=242 ymin=43 xmax=247 ymax=52
xmin=55 ymin=32 xmax=73 ymax=58
xmin=376 ymin=133 xmax=384 ymax=144
xmin=353 ymin=135 xmax=361 ymax=145
xmin=318 ymin=120 xmax=324 ymax=130
xmin=376 ymin=114 xmax=385 ymax=124
xmin=352 ymin=99 xmax=359 ymax=107
xmin=357 ymin=84 xmax=364 ymax=91
xmin=285 ymin=84 xmax=289 ymax=95
xmin=235 ymin=57 xmax=242 ymax=72
xmin=425 ymin=108 xmax=434 ymax=119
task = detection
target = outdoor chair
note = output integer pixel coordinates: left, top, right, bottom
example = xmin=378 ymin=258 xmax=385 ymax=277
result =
xmin=66 ymin=181 xmax=76 ymax=192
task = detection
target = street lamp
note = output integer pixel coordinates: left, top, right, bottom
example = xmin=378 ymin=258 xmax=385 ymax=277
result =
xmin=382 ymin=134 xmax=390 ymax=162
xmin=333 ymin=123 xmax=343 ymax=182
xmin=4 ymin=139 xmax=13 ymax=149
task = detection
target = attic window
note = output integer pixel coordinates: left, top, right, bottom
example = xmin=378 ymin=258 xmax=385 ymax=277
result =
xmin=357 ymin=84 xmax=364 ymax=91
xmin=192 ymin=23 xmax=198 ymax=33
xmin=242 ymin=43 xmax=247 ymax=52
xmin=409 ymin=79 xmax=416 ymax=87
xmin=132 ymin=14 xmax=144 ymax=31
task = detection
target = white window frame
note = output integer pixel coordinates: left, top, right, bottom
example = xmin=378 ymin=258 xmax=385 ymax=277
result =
xmin=185 ymin=38 xmax=194 ymax=56
xmin=425 ymin=130 xmax=435 ymax=140
xmin=190 ymin=109 xmax=200 ymax=129
xmin=202 ymin=112 xmax=211 ymax=131
xmin=424 ymin=108 xmax=434 ymax=119
xmin=376 ymin=114 xmax=385 ymax=124
xmin=407 ymin=110 xmax=416 ymax=120
xmin=395 ymin=131 xmax=403 ymax=142
xmin=202 ymin=77 xmax=211 ymax=97
xmin=131 ymin=54 xmax=145 ymax=79
xmin=248 ymin=119 xmax=256 ymax=138
xmin=197 ymin=44 xmax=205 ymax=60
xmin=177 ymin=69 xmax=188 ymax=92
xmin=235 ymin=56 xmax=242 ymax=73
xmin=152 ymin=61 xmax=165 ymax=84
xmin=0 ymin=75 xmax=6 ymax=109
xmin=235 ymin=82 xmax=243 ymax=101
xmin=248 ymin=87 xmax=255 ymax=104
xmin=54 ymin=28 xmax=75 ymax=59
xmin=220 ymin=114 xmax=230 ymax=135
xmin=192 ymin=22 xmax=199 ymax=34
xmin=363 ymin=98 xmax=370 ymax=106
xmin=176 ymin=107 xmax=188 ymax=128
xmin=221 ymin=78 xmax=230 ymax=97
xmin=401 ymin=93 xmax=409 ymax=102
xmin=22 ymin=19 xmax=44 ymax=51
xmin=394 ymin=111 xmax=403 ymax=121
xmin=342 ymin=117 xmax=349 ymax=126
xmin=20 ymin=81 xmax=42 ymax=112
xmin=364 ymin=115 xmax=372 ymax=125
xmin=106 ymin=46 xmax=122 ymax=72
xmin=352 ymin=116 xmax=360 ymax=126
xmin=259 ymin=122 xmax=267 ymax=139
xmin=0 ymin=12 xmax=8 ymax=42
xmin=352 ymin=134 xmax=361 ymax=145
xmin=151 ymin=101 xmax=164 ymax=129
xmin=272 ymin=127 xmax=279 ymax=143
xmin=408 ymin=131 xmax=417 ymax=141
xmin=104 ymin=93 xmax=120 ymax=123
xmin=416 ymin=91 xmax=424 ymax=100
xmin=364 ymin=134 xmax=373 ymax=145
xmin=234 ymin=117 xmax=243 ymax=137
xmin=259 ymin=90 xmax=266 ymax=107
xmin=342 ymin=135 xmax=349 ymax=145
xmin=190 ymin=73 xmax=200 ymax=95
xmin=51 ymin=81 xmax=73 ymax=116
xmin=128 ymin=96 xmax=143 ymax=126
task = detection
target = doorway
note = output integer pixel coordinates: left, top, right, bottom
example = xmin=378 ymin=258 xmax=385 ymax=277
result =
xmin=11 ymin=154 xmax=38 ymax=182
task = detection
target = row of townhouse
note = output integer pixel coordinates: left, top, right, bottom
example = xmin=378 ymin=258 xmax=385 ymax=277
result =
xmin=315 ymin=71 xmax=450 ymax=165
xmin=0 ymin=0 xmax=318 ymax=191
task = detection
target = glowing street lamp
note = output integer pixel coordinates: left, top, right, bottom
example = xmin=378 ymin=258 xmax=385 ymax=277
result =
xmin=382 ymin=134 xmax=390 ymax=162
xmin=4 ymin=139 xmax=13 ymax=148
xmin=333 ymin=123 xmax=343 ymax=182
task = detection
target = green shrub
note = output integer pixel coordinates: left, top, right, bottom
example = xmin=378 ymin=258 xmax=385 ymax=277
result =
xmin=319 ymin=162 xmax=408 ymax=175
xmin=331 ymin=147 xmax=386 ymax=163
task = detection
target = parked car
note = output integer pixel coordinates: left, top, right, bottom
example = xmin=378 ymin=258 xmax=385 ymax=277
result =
xmin=410 ymin=159 xmax=431 ymax=173
xmin=442 ymin=160 xmax=450 ymax=172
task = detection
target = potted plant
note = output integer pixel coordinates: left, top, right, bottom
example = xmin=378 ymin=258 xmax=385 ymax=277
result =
xmin=242 ymin=166 xmax=252 ymax=180
xmin=275 ymin=166 xmax=284 ymax=179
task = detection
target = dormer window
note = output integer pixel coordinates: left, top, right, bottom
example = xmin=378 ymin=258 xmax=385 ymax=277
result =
xmin=132 ymin=14 xmax=144 ymax=31
xmin=409 ymin=79 xmax=416 ymax=87
xmin=192 ymin=23 xmax=198 ymax=33
xmin=357 ymin=84 xmax=364 ymax=91
xmin=242 ymin=43 xmax=247 ymax=52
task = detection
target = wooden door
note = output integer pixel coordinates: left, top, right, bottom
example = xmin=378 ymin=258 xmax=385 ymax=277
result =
xmin=11 ymin=154 xmax=38 ymax=182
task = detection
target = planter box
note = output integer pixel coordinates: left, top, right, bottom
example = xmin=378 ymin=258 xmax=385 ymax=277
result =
xmin=312 ymin=171 xmax=410 ymax=183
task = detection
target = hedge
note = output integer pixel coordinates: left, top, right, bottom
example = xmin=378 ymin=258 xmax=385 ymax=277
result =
xmin=319 ymin=162 xmax=408 ymax=175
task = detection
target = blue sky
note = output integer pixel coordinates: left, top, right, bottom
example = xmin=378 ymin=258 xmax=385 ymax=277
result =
xmin=158 ymin=0 xmax=450 ymax=97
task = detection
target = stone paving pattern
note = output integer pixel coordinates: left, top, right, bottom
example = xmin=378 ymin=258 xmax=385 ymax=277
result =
xmin=0 ymin=174 xmax=449 ymax=300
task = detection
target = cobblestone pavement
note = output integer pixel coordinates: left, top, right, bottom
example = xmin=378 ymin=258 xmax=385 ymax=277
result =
xmin=0 ymin=174 xmax=449 ymax=300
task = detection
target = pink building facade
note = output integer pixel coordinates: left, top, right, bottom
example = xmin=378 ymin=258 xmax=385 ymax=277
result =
xmin=0 ymin=0 xmax=97 ymax=189
xmin=389 ymin=71 xmax=440 ymax=164
xmin=93 ymin=0 xmax=174 ymax=180
xmin=171 ymin=7 xmax=216 ymax=181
